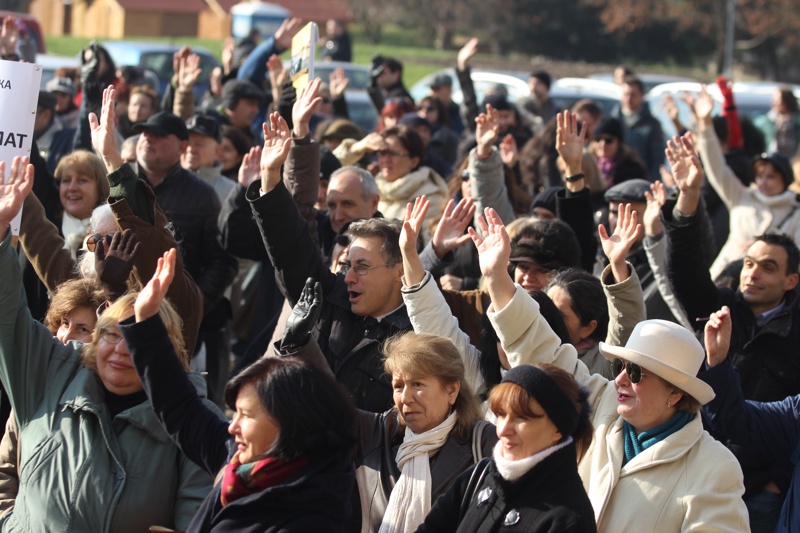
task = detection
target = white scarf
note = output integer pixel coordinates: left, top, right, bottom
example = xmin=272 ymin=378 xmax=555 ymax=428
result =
xmin=492 ymin=437 xmax=573 ymax=482
xmin=378 ymin=411 xmax=458 ymax=533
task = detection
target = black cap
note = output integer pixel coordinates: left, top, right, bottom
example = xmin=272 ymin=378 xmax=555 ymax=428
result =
xmin=38 ymin=91 xmax=57 ymax=111
xmin=221 ymin=79 xmax=265 ymax=110
xmin=186 ymin=113 xmax=222 ymax=143
xmin=430 ymin=73 xmax=453 ymax=88
xmin=481 ymin=92 xmax=511 ymax=111
xmin=604 ymin=178 xmax=651 ymax=204
xmin=594 ymin=117 xmax=624 ymax=142
xmin=399 ymin=112 xmax=431 ymax=130
xmin=755 ymin=152 xmax=794 ymax=188
xmin=320 ymin=147 xmax=342 ymax=182
xmin=132 ymin=111 xmax=189 ymax=141
xmin=530 ymin=186 xmax=562 ymax=215
xmin=502 ymin=365 xmax=579 ymax=437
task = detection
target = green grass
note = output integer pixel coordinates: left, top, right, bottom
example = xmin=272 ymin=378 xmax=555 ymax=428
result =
xmin=45 ymin=24 xmax=463 ymax=86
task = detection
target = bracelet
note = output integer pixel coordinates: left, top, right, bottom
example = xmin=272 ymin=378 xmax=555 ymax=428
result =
xmin=565 ymin=173 xmax=585 ymax=183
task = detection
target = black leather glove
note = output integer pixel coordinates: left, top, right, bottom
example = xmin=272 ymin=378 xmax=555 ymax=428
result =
xmin=281 ymin=278 xmax=322 ymax=352
xmin=369 ymin=54 xmax=384 ymax=87
xmin=277 ymin=81 xmax=296 ymax=130
xmin=95 ymin=229 xmax=141 ymax=302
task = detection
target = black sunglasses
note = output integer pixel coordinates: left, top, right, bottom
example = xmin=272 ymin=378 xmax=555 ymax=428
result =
xmin=612 ymin=359 xmax=644 ymax=384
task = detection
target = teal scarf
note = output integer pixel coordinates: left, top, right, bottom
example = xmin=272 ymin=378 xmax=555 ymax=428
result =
xmin=623 ymin=411 xmax=694 ymax=465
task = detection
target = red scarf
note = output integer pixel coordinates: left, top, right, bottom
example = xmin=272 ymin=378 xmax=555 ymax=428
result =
xmin=220 ymin=452 xmax=310 ymax=506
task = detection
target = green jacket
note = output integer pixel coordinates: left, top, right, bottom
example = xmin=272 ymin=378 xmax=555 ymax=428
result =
xmin=0 ymin=233 xmax=217 ymax=532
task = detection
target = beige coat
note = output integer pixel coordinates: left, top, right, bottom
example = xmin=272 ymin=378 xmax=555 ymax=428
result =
xmin=376 ymin=166 xmax=449 ymax=243
xmin=488 ymin=284 xmax=749 ymax=533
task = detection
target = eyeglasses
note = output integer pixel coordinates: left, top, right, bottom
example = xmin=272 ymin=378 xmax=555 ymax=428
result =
xmin=419 ymin=106 xmax=437 ymax=112
xmin=597 ymin=136 xmax=617 ymax=145
xmin=99 ymin=327 xmax=123 ymax=345
xmin=377 ymin=149 xmax=409 ymax=159
xmin=612 ymin=359 xmax=645 ymax=384
xmin=86 ymin=233 xmax=115 ymax=252
xmin=339 ymin=261 xmax=396 ymax=276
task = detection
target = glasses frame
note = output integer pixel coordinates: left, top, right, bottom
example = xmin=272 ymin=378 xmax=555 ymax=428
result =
xmin=99 ymin=327 xmax=124 ymax=345
xmin=612 ymin=358 xmax=644 ymax=384
xmin=86 ymin=233 xmax=116 ymax=252
xmin=377 ymin=149 xmax=410 ymax=159
xmin=339 ymin=262 xmax=396 ymax=276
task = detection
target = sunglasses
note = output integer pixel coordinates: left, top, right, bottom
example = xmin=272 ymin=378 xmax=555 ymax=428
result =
xmin=612 ymin=359 xmax=645 ymax=384
xmin=85 ymin=233 xmax=115 ymax=252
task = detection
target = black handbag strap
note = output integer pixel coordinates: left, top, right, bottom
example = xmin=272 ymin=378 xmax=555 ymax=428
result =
xmin=458 ymin=457 xmax=491 ymax=522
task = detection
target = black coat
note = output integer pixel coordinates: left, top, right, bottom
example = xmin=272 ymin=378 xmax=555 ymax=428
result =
xmin=418 ymin=443 xmax=596 ymax=533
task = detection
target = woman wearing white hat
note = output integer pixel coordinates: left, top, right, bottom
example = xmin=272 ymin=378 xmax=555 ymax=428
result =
xmin=471 ymin=205 xmax=749 ymax=532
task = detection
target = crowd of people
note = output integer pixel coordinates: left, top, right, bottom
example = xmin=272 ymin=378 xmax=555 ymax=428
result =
xmin=1 ymin=13 xmax=800 ymax=533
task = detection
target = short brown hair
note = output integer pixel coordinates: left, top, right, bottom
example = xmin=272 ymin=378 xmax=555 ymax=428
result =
xmin=82 ymin=292 xmax=189 ymax=372
xmin=347 ymin=218 xmax=402 ymax=264
xmin=44 ymin=278 xmax=106 ymax=335
xmin=383 ymin=332 xmax=482 ymax=440
xmin=54 ymin=150 xmax=110 ymax=204
xmin=130 ymin=86 xmax=159 ymax=111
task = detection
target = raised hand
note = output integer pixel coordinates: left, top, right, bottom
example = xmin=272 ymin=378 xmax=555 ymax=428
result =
xmin=470 ymin=208 xmax=510 ymax=279
xmin=260 ymin=112 xmax=292 ymax=192
xmin=221 ymin=37 xmax=235 ymax=75
xmin=556 ymin=110 xmax=586 ymax=178
xmin=274 ymin=17 xmax=304 ymax=50
xmin=329 ymin=68 xmax=350 ymax=100
xmin=665 ymin=133 xmax=704 ymax=195
xmin=238 ymin=146 xmax=262 ymax=189
xmin=267 ymin=54 xmax=288 ymax=92
xmin=177 ymin=53 xmax=202 ymax=91
xmin=599 ymin=203 xmax=642 ymax=282
xmin=457 ymin=37 xmax=479 ymax=71
xmin=292 ymin=77 xmax=323 ymax=137
xmin=401 ymin=196 xmax=429 ymax=257
xmin=643 ymin=181 xmax=667 ymax=237
xmin=704 ymin=306 xmax=732 ymax=367
xmin=431 ymin=197 xmax=475 ymax=258
xmin=351 ymin=132 xmax=386 ymax=155
xmin=282 ymin=277 xmax=322 ymax=350
xmin=134 ymin=248 xmax=177 ymax=323
xmin=88 ymin=85 xmax=124 ymax=172
xmin=475 ymin=104 xmax=499 ymax=157
xmin=0 ymin=156 xmax=33 ymax=240
xmin=692 ymin=85 xmax=715 ymax=126
xmin=95 ymin=229 xmax=141 ymax=301
xmin=498 ymin=134 xmax=518 ymax=168
xmin=1 ymin=17 xmax=19 ymax=55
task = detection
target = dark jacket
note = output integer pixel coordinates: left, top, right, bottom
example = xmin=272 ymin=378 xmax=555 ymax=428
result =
xmin=246 ymin=180 xmax=410 ymax=413
xmin=131 ymin=163 xmax=238 ymax=320
xmin=612 ymin=103 xmax=664 ymax=182
xmin=356 ymin=410 xmax=496 ymax=532
xmin=122 ymin=314 xmax=354 ymax=533
xmin=701 ymin=360 xmax=800 ymax=533
xmin=418 ymin=443 xmax=596 ymax=533
xmin=664 ymin=201 xmax=800 ymax=494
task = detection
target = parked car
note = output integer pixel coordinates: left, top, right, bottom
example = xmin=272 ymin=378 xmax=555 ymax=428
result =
xmin=549 ymin=77 xmax=621 ymax=116
xmin=312 ymin=61 xmax=372 ymax=91
xmin=36 ymin=53 xmax=81 ymax=90
xmin=589 ymin=73 xmax=698 ymax=93
xmin=410 ymin=68 xmax=529 ymax=106
xmin=646 ymin=81 xmax=800 ymax=138
xmin=101 ymin=41 xmax=220 ymax=101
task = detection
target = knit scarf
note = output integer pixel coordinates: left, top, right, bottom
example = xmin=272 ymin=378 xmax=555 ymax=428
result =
xmin=378 ymin=411 xmax=458 ymax=533
xmin=623 ymin=411 xmax=694 ymax=465
xmin=492 ymin=437 xmax=573 ymax=482
xmin=219 ymin=452 xmax=309 ymax=506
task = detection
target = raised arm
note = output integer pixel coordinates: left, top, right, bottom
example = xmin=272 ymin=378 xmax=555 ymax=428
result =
xmin=456 ymin=37 xmax=480 ymax=131
xmin=128 ymin=249 xmax=230 ymax=475
xmin=469 ymin=104 xmax=515 ymax=225
xmin=598 ymin=203 xmax=642 ymax=284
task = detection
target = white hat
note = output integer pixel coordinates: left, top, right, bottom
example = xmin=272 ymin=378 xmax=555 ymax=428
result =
xmin=599 ymin=319 xmax=715 ymax=405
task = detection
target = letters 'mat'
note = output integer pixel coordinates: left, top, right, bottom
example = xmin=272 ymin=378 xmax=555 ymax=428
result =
xmin=0 ymin=132 xmax=27 ymax=148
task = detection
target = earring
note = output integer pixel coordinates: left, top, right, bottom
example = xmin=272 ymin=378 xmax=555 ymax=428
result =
xmin=667 ymin=400 xmax=672 ymax=408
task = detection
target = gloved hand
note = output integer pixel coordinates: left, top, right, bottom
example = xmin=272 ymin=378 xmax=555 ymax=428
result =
xmin=95 ymin=229 xmax=141 ymax=302
xmin=277 ymin=81 xmax=296 ymax=130
xmin=281 ymin=277 xmax=322 ymax=352
xmin=369 ymin=54 xmax=384 ymax=87
xmin=715 ymin=76 xmax=743 ymax=150
xmin=81 ymin=40 xmax=104 ymax=104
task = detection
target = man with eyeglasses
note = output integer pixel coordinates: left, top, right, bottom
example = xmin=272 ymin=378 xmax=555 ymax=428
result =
xmin=664 ymin=133 xmax=800 ymax=533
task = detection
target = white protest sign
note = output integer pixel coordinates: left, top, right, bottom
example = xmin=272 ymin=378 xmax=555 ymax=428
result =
xmin=0 ymin=60 xmax=42 ymax=236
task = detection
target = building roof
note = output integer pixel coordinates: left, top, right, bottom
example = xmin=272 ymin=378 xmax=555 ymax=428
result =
xmin=114 ymin=0 xmax=351 ymax=20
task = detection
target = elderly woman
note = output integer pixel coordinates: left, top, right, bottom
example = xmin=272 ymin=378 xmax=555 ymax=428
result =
xmin=0 ymin=159 xmax=217 ymax=532
xmin=418 ymin=364 xmax=597 ymax=533
xmin=124 ymin=251 xmax=358 ymax=531
xmin=375 ymin=125 xmax=449 ymax=243
xmin=474 ymin=206 xmax=749 ymax=532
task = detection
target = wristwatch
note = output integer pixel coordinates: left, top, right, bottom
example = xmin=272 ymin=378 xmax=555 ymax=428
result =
xmin=565 ymin=173 xmax=585 ymax=183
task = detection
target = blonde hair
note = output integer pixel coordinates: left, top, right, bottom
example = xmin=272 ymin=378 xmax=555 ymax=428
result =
xmin=54 ymin=150 xmax=110 ymax=203
xmin=81 ymin=292 xmax=189 ymax=372
xmin=383 ymin=332 xmax=481 ymax=440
